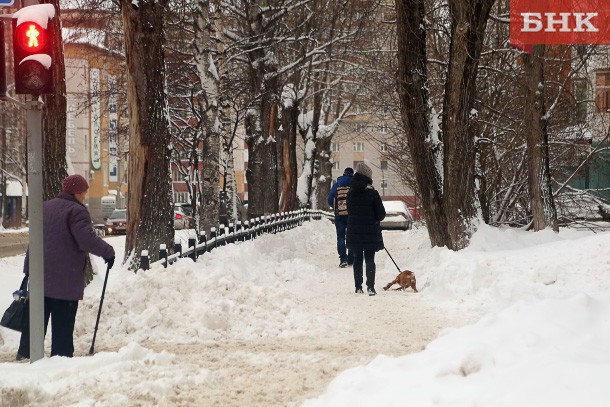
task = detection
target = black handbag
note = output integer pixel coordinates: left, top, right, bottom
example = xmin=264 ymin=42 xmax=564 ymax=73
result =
xmin=0 ymin=276 xmax=29 ymax=332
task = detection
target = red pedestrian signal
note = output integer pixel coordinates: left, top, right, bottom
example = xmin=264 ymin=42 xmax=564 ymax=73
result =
xmin=12 ymin=4 xmax=56 ymax=95
xmin=15 ymin=23 xmax=47 ymax=52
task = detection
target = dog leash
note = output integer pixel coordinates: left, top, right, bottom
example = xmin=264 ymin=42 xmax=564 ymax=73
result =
xmin=384 ymin=247 xmax=402 ymax=272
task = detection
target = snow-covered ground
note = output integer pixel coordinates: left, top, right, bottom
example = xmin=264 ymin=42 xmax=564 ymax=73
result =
xmin=1 ymin=220 xmax=610 ymax=406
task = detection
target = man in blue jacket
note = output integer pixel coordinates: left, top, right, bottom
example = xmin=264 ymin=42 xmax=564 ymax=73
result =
xmin=327 ymin=167 xmax=354 ymax=268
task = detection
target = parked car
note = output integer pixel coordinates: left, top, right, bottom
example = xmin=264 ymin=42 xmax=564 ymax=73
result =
xmin=174 ymin=209 xmax=188 ymax=230
xmin=105 ymin=209 xmax=127 ymax=235
xmin=380 ymin=200 xmax=414 ymax=231
xmin=174 ymin=203 xmax=193 ymax=227
xmin=219 ymin=191 xmax=247 ymax=226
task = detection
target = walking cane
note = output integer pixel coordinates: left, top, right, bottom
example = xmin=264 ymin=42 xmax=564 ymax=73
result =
xmin=89 ymin=264 xmax=110 ymax=355
xmin=384 ymin=247 xmax=402 ymax=272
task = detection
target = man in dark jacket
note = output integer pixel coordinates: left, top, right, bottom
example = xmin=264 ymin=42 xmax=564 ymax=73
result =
xmin=327 ymin=167 xmax=354 ymax=268
xmin=17 ymin=174 xmax=115 ymax=360
xmin=346 ymin=162 xmax=385 ymax=296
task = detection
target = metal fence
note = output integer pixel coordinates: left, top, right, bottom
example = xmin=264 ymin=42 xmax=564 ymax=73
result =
xmin=139 ymin=209 xmax=332 ymax=271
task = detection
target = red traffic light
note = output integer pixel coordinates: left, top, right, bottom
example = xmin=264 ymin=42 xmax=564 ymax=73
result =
xmin=14 ymin=23 xmax=48 ymax=54
xmin=12 ymin=4 xmax=56 ymax=95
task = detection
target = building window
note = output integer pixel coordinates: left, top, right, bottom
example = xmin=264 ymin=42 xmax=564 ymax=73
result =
xmin=381 ymin=179 xmax=388 ymax=189
xmin=379 ymin=124 xmax=388 ymax=134
xmin=173 ymin=192 xmax=188 ymax=203
xmin=381 ymin=160 xmax=388 ymax=170
xmin=595 ymin=71 xmax=610 ymax=113
xmin=353 ymin=160 xmax=363 ymax=169
xmin=380 ymin=142 xmax=388 ymax=152
xmin=331 ymin=142 xmax=340 ymax=152
xmin=353 ymin=142 xmax=364 ymax=152
xmin=333 ymin=161 xmax=340 ymax=170
xmin=355 ymin=123 xmax=365 ymax=133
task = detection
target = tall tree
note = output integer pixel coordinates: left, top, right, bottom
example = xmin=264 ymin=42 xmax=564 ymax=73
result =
xmin=43 ymin=0 xmax=68 ymax=200
xmin=121 ymin=0 xmax=174 ymax=267
xmin=395 ymin=0 xmax=495 ymax=250
xmin=394 ymin=0 xmax=449 ymax=247
xmin=522 ymin=44 xmax=558 ymax=231
xmin=193 ymin=0 xmax=222 ymax=232
xmin=278 ymin=81 xmax=299 ymax=211
xmin=241 ymin=2 xmax=281 ymax=219
xmin=442 ymin=0 xmax=496 ymax=249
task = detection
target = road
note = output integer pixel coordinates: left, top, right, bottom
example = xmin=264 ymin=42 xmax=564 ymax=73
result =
xmin=0 ymin=232 xmax=29 ymax=258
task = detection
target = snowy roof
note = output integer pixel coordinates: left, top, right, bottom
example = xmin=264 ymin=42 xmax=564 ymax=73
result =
xmin=59 ymin=0 xmax=116 ymax=12
xmin=556 ymin=123 xmax=593 ymax=141
xmin=63 ymin=27 xmax=106 ymax=49
xmin=62 ymin=26 xmax=124 ymax=58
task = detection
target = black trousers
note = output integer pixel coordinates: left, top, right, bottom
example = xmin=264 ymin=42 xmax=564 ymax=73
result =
xmin=18 ymin=296 xmax=79 ymax=358
xmin=353 ymin=250 xmax=376 ymax=290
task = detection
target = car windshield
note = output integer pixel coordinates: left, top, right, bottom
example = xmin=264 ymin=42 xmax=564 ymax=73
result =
xmin=109 ymin=210 xmax=126 ymax=220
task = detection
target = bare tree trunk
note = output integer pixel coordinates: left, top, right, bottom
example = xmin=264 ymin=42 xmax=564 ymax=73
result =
xmin=243 ymin=3 xmax=280 ymax=219
xmin=278 ymin=84 xmax=299 ymax=212
xmin=394 ymin=0 xmax=449 ymax=247
xmin=122 ymin=0 xmax=174 ymax=268
xmin=246 ymin=79 xmax=280 ymax=218
xmin=315 ymin=136 xmax=332 ymax=209
xmin=298 ymin=81 xmax=325 ymax=208
xmin=42 ymin=0 xmax=67 ymax=200
xmin=194 ymin=0 xmax=222 ymax=233
xmin=523 ymin=44 xmax=558 ymax=232
xmin=442 ymin=0 xmax=495 ymax=250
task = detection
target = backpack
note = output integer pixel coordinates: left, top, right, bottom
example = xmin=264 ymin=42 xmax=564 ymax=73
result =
xmin=334 ymin=185 xmax=350 ymax=216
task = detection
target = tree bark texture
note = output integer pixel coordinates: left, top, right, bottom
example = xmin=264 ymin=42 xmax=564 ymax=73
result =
xmin=194 ymin=0 xmax=221 ymax=232
xmin=523 ymin=44 xmax=558 ymax=232
xmin=394 ymin=0 xmax=450 ymax=247
xmin=42 ymin=0 xmax=67 ymax=200
xmin=245 ymin=72 xmax=280 ymax=219
xmin=122 ymin=0 xmax=174 ymax=267
xmin=278 ymin=85 xmax=299 ymax=212
xmin=315 ymin=137 xmax=332 ymax=210
xmin=243 ymin=4 xmax=280 ymax=219
xmin=441 ymin=0 xmax=495 ymax=250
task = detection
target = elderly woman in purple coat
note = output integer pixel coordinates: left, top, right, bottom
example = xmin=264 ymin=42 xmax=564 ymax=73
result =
xmin=17 ymin=174 xmax=115 ymax=360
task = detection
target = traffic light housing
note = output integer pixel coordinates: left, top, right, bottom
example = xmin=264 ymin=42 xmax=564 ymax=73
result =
xmin=12 ymin=4 xmax=56 ymax=95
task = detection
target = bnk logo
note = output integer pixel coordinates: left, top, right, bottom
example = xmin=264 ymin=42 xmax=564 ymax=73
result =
xmin=511 ymin=0 xmax=610 ymax=44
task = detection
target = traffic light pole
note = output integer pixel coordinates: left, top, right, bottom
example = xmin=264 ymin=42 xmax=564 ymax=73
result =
xmin=26 ymin=98 xmax=44 ymax=363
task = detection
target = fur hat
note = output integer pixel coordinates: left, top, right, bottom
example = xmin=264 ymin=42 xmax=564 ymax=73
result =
xmin=63 ymin=174 xmax=89 ymax=195
xmin=355 ymin=162 xmax=373 ymax=180
xmin=343 ymin=167 xmax=354 ymax=176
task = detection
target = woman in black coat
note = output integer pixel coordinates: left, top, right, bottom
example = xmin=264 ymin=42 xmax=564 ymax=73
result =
xmin=346 ymin=162 xmax=386 ymax=295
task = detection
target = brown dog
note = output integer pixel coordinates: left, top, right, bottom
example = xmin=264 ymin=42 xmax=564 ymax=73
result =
xmin=383 ymin=270 xmax=418 ymax=292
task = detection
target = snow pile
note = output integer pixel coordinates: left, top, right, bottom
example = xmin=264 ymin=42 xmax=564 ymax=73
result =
xmin=399 ymin=224 xmax=610 ymax=314
xmin=0 ymin=342 xmax=205 ymax=405
xmin=303 ymin=292 xmax=610 ymax=407
xmin=74 ymin=237 xmax=335 ymax=348
xmin=303 ymin=225 xmax=610 ymax=407
xmin=1 ymin=221 xmax=341 ymax=355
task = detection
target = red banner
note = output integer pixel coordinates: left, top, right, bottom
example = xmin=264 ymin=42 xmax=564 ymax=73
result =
xmin=511 ymin=0 xmax=610 ymax=44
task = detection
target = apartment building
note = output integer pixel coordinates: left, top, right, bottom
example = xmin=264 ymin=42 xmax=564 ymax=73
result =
xmin=63 ymin=10 xmax=127 ymax=223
